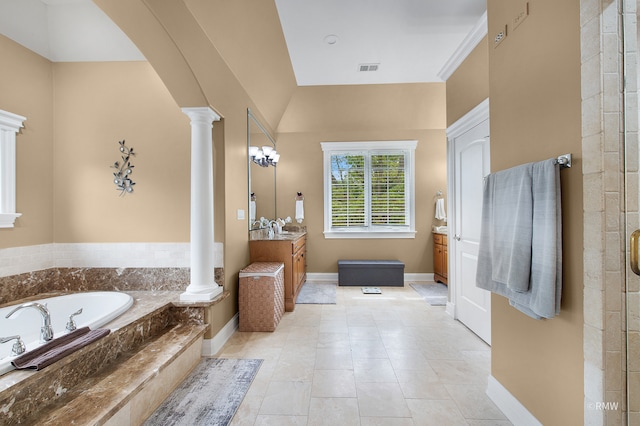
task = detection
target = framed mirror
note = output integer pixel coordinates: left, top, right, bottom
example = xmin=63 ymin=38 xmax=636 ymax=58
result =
xmin=247 ymin=108 xmax=277 ymax=230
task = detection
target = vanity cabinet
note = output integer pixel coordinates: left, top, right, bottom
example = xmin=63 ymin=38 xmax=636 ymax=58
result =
xmin=433 ymin=233 xmax=448 ymax=285
xmin=250 ymin=233 xmax=307 ymax=311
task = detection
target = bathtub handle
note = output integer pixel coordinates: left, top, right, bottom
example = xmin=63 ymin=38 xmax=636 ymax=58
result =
xmin=0 ymin=335 xmax=26 ymax=356
xmin=66 ymin=308 xmax=83 ymax=332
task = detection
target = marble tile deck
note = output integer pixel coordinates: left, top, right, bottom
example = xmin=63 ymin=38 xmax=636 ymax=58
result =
xmin=222 ymin=285 xmax=511 ymax=425
xmin=0 ymin=290 xmax=222 ymax=424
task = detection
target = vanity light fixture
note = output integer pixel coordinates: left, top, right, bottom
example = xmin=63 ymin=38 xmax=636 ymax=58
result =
xmin=249 ymin=145 xmax=280 ymax=167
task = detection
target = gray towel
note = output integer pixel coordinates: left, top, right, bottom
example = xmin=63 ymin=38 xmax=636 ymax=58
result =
xmin=485 ymin=162 xmax=534 ymax=292
xmin=476 ymin=158 xmax=562 ymax=319
xmin=11 ymin=327 xmax=110 ymax=370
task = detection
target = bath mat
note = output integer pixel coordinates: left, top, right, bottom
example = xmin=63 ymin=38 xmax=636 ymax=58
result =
xmin=296 ymin=281 xmax=337 ymax=304
xmin=410 ymin=283 xmax=448 ymax=306
xmin=362 ymin=287 xmax=382 ymax=294
xmin=143 ymin=358 xmax=262 ymax=426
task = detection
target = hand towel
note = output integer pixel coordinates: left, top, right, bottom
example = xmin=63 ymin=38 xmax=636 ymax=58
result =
xmin=295 ymin=199 xmax=304 ymax=223
xmin=435 ymin=198 xmax=447 ymax=221
xmin=476 ymin=158 xmax=562 ymax=319
xmin=12 ymin=327 xmax=111 ymax=370
xmin=249 ymin=200 xmax=256 ymax=222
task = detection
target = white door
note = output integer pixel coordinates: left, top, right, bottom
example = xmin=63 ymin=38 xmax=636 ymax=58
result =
xmin=447 ymin=100 xmax=491 ymax=344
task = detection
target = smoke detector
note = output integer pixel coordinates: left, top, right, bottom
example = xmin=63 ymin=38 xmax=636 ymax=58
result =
xmin=324 ymin=35 xmax=339 ymax=45
xmin=359 ymin=63 xmax=380 ymax=72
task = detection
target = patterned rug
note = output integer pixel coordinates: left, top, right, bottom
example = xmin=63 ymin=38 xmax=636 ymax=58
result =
xmin=143 ymin=358 xmax=262 ymax=426
xmin=296 ymin=281 xmax=337 ymax=304
xmin=410 ymin=283 xmax=449 ymax=306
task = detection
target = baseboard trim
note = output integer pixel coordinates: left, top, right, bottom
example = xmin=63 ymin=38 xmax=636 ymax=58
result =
xmin=201 ymin=313 xmax=238 ymax=357
xmin=306 ymin=272 xmax=435 ymax=284
xmin=446 ymin=301 xmax=456 ymax=318
xmin=486 ymin=375 xmax=542 ymax=426
xmin=306 ymin=273 xmax=338 ymax=283
xmin=405 ymin=273 xmax=434 ymax=283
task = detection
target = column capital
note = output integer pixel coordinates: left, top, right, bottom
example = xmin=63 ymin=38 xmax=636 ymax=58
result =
xmin=181 ymin=107 xmax=221 ymax=125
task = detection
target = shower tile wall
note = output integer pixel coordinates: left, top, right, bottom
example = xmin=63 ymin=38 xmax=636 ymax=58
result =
xmin=580 ymin=0 xmax=636 ymax=424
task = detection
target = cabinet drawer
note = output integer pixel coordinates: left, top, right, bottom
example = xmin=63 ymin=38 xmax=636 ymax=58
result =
xmin=292 ymin=236 xmax=306 ymax=254
xmin=433 ymin=233 xmax=443 ymax=245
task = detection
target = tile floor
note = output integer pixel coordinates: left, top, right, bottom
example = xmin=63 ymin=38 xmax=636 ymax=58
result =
xmin=222 ymin=284 xmax=511 ymax=425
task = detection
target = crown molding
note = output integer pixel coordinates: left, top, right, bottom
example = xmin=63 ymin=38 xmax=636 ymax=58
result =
xmin=438 ymin=11 xmax=488 ymax=81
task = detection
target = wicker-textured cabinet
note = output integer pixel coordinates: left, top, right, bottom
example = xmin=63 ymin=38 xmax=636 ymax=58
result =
xmin=249 ymin=233 xmax=307 ymax=311
xmin=433 ymin=233 xmax=448 ymax=285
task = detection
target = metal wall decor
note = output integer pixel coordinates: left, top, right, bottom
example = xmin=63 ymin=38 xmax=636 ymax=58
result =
xmin=111 ymin=139 xmax=136 ymax=195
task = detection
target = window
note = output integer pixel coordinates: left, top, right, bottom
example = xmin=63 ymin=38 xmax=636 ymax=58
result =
xmin=0 ymin=109 xmax=26 ymax=228
xmin=322 ymin=141 xmax=417 ymax=239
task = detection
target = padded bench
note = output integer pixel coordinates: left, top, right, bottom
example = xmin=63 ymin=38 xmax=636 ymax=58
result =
xmin=338 ymin=260 xmax=405 ymax=287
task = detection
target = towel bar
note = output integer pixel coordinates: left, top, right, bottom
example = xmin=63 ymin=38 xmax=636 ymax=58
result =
xmin=483 ymin=154 xmax=572 ymax=183
xmin=554 ymin=154 xmax=572 ymax=168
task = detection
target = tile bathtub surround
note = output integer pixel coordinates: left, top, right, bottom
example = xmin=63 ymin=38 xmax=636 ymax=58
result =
xmin=0 ymin=242 xmax=225 ymax=278
xmin=223 ymin=285 xmax=509 ymax=425
xmin=0 ymin=290 xmax=218 ymax=425
xmin=0 ymin=267 xmax=224 ymax=305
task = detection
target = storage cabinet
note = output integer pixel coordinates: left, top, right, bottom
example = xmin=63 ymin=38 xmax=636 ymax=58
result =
xmin=249 ymin=233 xmax=307 ymax=311
xmin=433 ymin=233 xmax=448 ymax=285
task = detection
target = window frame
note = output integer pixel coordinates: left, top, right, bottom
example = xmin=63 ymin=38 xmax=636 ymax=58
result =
xmin=321 ymin=140 xmax=417 ymax=239
xmin=0 ymin=109 xmax=25 ymax=228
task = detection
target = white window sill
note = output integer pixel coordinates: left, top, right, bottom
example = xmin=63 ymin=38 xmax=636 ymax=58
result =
xmin=0 ymin=213 xmax=21 ymax=228
xmin=324 ymin=230 xmax=416 ymax=239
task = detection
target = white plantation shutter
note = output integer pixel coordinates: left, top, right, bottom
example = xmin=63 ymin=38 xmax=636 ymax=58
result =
xmin=370 ymin=153 xmax=407 ymax=226
xmin=330 ymin=154 xmax=365 ymax=228
xmin=323 ymin=141 xmax=415 ymax=238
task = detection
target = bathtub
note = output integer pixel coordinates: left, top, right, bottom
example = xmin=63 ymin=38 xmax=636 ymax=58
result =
xmin=0 ymin=292 xmax=133 ymax=375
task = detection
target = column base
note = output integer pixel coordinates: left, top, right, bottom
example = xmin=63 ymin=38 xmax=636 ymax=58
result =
xmin=180 ymin=285 xmax=223 ymax=302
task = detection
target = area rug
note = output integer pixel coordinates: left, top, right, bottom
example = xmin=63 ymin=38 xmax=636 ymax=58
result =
xmin=143 ymin=358 xmax=262 ymax=426
xmin=296 ymin=281 xmax=337 ymax=304
xmin=410 ymin=283 xmax=448 ymax=306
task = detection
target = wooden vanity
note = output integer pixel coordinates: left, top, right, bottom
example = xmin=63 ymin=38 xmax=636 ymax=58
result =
xmin=249 ymin=232 xmax=307 ymax=311
xmin=433 ymin=232 xmax=448 ymax=285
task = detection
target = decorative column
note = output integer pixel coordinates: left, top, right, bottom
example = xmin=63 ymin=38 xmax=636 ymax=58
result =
xmin=0 ymin=110 xmax=26 ymax=228
xmin=180 ymin=107 xmax=223 ymax=302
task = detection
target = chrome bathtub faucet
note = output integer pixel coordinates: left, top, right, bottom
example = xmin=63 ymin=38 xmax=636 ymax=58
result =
xmin=0 ymin=335 xmax=26 ymax=356
xmin=66 ymin=308 xmax=83 ymax=332
xmin=5 ymin=302 xmax=54 ymax=342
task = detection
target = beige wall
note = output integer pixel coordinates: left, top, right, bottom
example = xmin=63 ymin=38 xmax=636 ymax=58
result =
xmin=487 ymin=1 xmax=584 ymax=424
xmin=52 ymin=62 xmax=192 ymax=243
xmin=277 ymin=84 xmax=447 ymax=273
xmin=446 ymin=35 xmax=490 ymax=127
xmin=185 ymin=0 xmax=297 ymax=130
xmin=0 ymin=35 xmax=54 ymax=249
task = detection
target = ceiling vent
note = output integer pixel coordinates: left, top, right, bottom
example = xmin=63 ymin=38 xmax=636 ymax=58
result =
xmin=359 ymin=63 xmax=380 ymax=72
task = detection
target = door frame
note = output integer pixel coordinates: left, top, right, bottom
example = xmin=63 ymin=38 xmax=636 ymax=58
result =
xmin=445 ymin=98 xmax=490 ymax=320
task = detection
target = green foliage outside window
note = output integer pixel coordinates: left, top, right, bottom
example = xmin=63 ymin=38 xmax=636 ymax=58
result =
xmin=330 ymin=152 xmax=407 ymax=229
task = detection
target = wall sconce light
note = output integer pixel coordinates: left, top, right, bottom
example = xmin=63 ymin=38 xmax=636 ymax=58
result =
xmin=250 ymin=145 xmax=280 ymax=167
xmin=111 ymin=139 xmax=136 ymax=195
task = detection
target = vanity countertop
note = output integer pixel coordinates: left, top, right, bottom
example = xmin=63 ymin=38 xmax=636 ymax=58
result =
xmin=249 ymin=230 xmax=307 ymax=241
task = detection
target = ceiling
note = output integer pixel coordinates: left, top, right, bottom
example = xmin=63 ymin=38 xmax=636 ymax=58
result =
xmin=0 ymin=0 xmax=486 ymax=85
